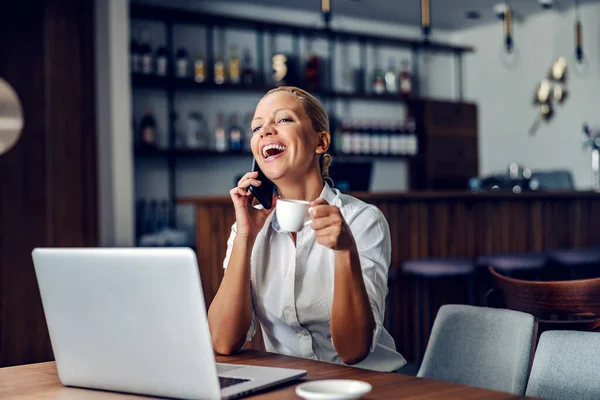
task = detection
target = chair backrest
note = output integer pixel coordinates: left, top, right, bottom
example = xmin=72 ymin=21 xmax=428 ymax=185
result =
xmin=489 ymin=267 xmax=600 ymax=331
xmin=526 ymin=330 xmax=600 ymax=400
xmin=417 ymin=304 xmax=537 ymax=395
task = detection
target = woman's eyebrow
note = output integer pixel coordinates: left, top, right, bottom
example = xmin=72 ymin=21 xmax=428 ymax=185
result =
xmin=253 ymin=108 xmax=297 ymax=122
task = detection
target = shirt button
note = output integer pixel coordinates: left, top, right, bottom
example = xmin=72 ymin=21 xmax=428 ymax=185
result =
xmin=286 ymin=306 xmax=293 ymax=312
xmin=295 ymin=277 xmax=300 ymax=283
xmin=300 ymin=330 xmax=308 ymax=337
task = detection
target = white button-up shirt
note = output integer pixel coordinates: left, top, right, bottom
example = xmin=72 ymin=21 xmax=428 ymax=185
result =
xmin=222 ymin=183 xmax=406 ymax=372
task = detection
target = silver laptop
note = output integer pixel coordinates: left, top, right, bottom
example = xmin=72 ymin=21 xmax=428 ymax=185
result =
xmin=32 ymin=247 xmax=306 ymax=399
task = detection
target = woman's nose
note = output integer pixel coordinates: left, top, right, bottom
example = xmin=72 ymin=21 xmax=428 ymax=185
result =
xmin=260 ymin=122 xmax=277 ymax=137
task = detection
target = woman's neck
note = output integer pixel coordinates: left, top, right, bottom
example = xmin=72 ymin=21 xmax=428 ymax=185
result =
xmin=276 ymin=170 xmax=324 ymax=202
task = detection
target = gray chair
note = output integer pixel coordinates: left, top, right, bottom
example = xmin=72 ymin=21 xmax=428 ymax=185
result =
xmin=418 ymin=304 xmax=537 ymax=395
xmin=526 ymin=330 xmax=600 ymax=400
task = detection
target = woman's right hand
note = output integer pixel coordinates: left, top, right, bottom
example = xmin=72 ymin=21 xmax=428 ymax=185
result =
xmin=230 ymin=171 xmax=275 ymax=238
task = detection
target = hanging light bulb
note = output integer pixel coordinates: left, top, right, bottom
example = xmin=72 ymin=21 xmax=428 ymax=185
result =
xmin=322 ymin=0 xmax=331 ymax=27
xmin=574 ymin=0 xmax=584 ymax=63
xmin=504 ymin=6 xmax=514 ymax=52
xmin=421 ymin=0 xmax=431 ymax=40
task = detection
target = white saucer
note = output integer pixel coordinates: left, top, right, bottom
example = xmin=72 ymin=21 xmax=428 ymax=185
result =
xmin=295 ymin=379 xmax=373 ymax=400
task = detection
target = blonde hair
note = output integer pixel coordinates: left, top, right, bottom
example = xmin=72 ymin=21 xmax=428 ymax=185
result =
xmin=263 ymin=86 xmax=333 ymax=186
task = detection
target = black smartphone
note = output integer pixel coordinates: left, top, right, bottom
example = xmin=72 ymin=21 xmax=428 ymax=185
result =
xmin=248 ymin=158 xmax=275 ymax=209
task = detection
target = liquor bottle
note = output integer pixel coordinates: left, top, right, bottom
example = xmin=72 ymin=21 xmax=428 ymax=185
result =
xmin=243 ymin=111 xmax=254 ymax=152
xmin=370 ymin=120 xmax=381 ymax=155
xmin=194 ymin=52 xmax=206 ymax=83
xmin=341 ymin=119 xmax=352 ymax=155
xmin=272 ymin=53 xmax=289 ymax=86
xmin=228 ymin=113 xmax=243 ymax=152
xmin=175 ymin=48 xmax=189 ymax=78
xmin=399 ymin=59 xmax=412 ymax=97
xmin=360 ymin=120 xmax=372 ymax=154
xmin=228 ymin=46 xmax=241 ymax=85
xmin=139 ymin=109 xmax=157 ymax=148
xmin=214 ymin=112 xmax=227 ymax=152
xmin=304 ymin=54 xmax=320 ymax=92
xmin=406 ymin=116 xmax=418 ymax=155
xmin=214 ymin=54 xmax=226 ymax=85
xmin=373 ymin=65 xmax=385 ymax=95
xmin=384 ymin=58 xmax=398 ymax=94
xmin=130 ymin=32 xmax=141 ymax=73
xmin=139 ymin=31 xmax=153 ymax=75
xmin=155 ymin=46 xmax=168 ymax=77
xmin=241 ymin=50 xmax=256 ymax=86
xmin=379 ymin=121 xmax=391 ymax=155
xmin=135 ymin=199 xmax=146 ymax=239
xmin=145 ymin=199 xmax=158 ymax=235
xmin=389 ymin=121 xmax=400 ymax=155
xmin=351 ymin=120 xmax=362 ymax=155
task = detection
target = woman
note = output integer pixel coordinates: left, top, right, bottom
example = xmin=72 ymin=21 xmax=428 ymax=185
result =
xmin=207 ymin=86 xmax=406 ymax=372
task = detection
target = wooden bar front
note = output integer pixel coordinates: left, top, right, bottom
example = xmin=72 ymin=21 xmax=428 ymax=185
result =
xmin=179 ymin=191 xmax=600 ymax=360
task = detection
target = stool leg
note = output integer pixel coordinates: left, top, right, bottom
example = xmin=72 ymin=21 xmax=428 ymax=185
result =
xmin=416 ymin=277 xmax=423 ymax=364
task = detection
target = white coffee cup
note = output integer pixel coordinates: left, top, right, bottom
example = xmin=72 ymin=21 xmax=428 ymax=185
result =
xmin=276 ymin=199 xmax=313 ymax=232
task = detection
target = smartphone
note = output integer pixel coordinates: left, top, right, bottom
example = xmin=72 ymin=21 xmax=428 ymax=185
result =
xmin=248 ymin=158 xmax=275 ymax=209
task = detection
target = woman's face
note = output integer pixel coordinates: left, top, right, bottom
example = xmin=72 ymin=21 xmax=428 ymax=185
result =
xmin=250 ymin=91 xmax=321 ymax=182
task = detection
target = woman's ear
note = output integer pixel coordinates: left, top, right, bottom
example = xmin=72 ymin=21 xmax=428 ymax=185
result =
xmin=316 ymin=131 xmax=330 ymax=154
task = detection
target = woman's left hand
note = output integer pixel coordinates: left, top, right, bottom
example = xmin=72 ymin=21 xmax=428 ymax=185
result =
xmin=309 ymin=198 xmax=354 ymax=252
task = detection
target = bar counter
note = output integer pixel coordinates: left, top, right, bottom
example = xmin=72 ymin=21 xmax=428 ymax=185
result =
xmin=179 ymin=190 xmax=600 ymax=360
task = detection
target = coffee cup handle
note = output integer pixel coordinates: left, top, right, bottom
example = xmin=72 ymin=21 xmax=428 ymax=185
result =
xmin=304 ymin=207 xmax=314 ymax=227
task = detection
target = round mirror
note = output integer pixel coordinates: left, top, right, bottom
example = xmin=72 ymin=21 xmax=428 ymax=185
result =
xmin=0 ymin=77 xmax=24 ymax=155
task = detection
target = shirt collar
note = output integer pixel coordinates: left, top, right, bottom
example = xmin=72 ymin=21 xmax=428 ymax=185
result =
xmin=271 ymin=182 xmax=338 ymax=233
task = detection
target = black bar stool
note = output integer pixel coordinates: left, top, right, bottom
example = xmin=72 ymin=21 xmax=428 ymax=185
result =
xmin=400 ymin=258 xmax=475 ymax=363
xmin=546 ymin=247 xmax=600 ymax=280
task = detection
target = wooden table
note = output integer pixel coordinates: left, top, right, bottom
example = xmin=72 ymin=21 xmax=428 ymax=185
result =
xmin=0 ymin=350 xmax=533 ymax=399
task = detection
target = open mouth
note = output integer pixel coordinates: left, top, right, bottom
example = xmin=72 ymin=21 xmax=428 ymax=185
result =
xmin=262 ymin=144 xmax=287 ymax=160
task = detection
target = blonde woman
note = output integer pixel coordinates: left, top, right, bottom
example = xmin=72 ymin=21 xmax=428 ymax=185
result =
xmin=207 ymin=86 xmax=406 ymax=372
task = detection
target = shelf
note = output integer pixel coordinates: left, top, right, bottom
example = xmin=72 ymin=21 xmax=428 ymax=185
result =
xmin=130 ymin=4 xmax=474 ymax=55
xmin=132 ymin=73 xmax=418 ymax=104
xmin=134 ymin=146 xmax=253 ymax=158
xmin=134 ymin=146 xmax=417 ymax=160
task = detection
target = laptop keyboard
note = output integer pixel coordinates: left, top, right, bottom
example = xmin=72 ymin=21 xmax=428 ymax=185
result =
xmin=219 ymin=376 xmax=250 ymax=389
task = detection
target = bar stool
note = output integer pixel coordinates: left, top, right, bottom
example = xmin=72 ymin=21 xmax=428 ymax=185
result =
xmin=476 ymin=253 xmax=547 ymax=303
xmin=476 ymin=253 xmax=547 ymax=278
xmin=400 ymin=258 xmax=475 ymax=364
xmin=546 ymin=247 xmax=600 ymax=280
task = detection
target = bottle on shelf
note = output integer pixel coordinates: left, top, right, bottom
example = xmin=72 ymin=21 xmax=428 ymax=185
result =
xmin=372 ymin=63 xmax=386 ymax=95
xmin=193 ymin=52 xmax=206 ymax=83
xmin=370 ymin=120 xmax=381 ymax=155
xmin=304 ymin=54 xmax=320 ymax=92
xmin=214 ymin=54 xmax=226 ymax=85
xmin=384 ymin=58 xmax=398 ymax=94
xmin=155 ymin=45 xmax=168 ymax=77
xmin=130 ymin=31 xmax=141 ymax=74
xmin=379 ymin=121 xmax=392 ymax=155
xmin=145 ymin=199 xmax=159 ymax=234
xmin=272 ymin=53 xmax=290 ymax=86
xmin=340 ymin=120 xmax=352 ymax=155
xmin=351 ymin=120 xmax=362 ymax=155
xmin=185 ymin=111 xmax=208 ymax=149
xmin=214 ymin=112 xmax=228 ymax=151
xmin=228 ymin=113 xmax=243 ymax=152
xmin=405 ymin=116 xmax=418 ymax=155
xmin=228 ymin=46 xmax=241 ymax=85
xmin=243 ymin=111 xmax=254 ymax=152
xmin=241 ymin=50 xmax=256 ymax=86
xmin=399 ymin=59 xmax=412 ymax=97
xmin=360 ymin=119 xmax=372 ymax=154
xmin=138 ymin=108 xmax=158 ymax=148
xmin=175 ymin=48 xmax=190 ymax=79
xmin=139 ymin=30 xmax=153 ymax=75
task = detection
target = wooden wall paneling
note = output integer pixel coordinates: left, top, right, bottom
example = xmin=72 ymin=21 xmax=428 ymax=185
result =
xmin=0 ymin=0 xmax=97 ymax=367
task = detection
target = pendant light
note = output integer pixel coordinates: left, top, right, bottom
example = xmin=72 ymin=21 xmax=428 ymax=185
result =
xmin=574 ymin=0 xmax=584 ymax=63
xmin=421 ymin=0 xmax=431 ymax=40
xmin=322 ymin=0 xmax=331 ymax=27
